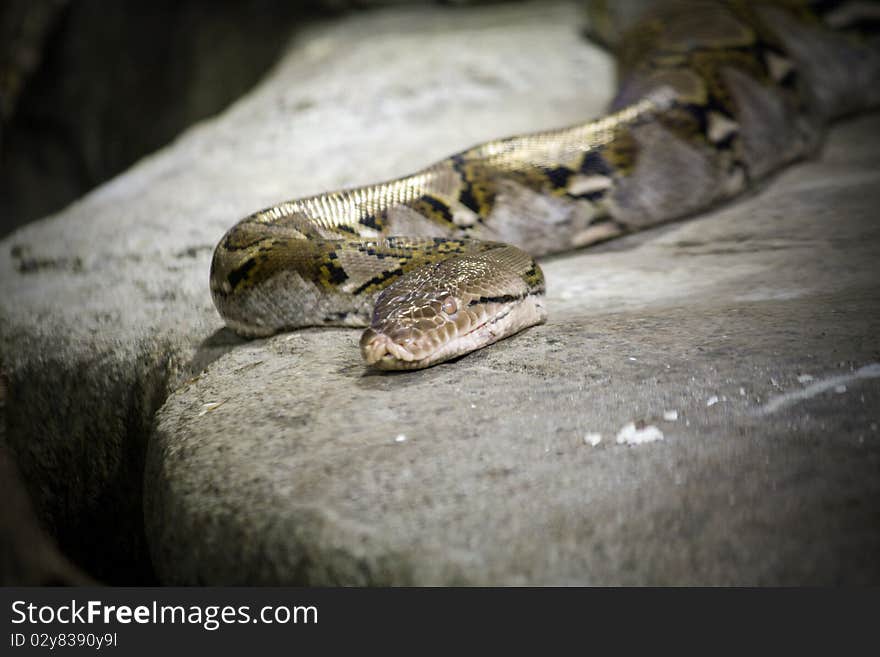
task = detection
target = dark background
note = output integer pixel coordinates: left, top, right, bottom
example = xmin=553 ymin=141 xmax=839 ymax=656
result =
xmin=0 ymin=0 xmax=324 ymax=239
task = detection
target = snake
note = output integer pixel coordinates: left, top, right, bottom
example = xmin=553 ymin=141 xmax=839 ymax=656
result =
xmin=210 ymin=0 xmax=880 ymax=370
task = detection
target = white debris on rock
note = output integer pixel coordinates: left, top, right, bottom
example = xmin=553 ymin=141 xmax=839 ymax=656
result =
xmin=707 ymin=395 xmax=719 ymax=407
xmin=198 ymin=401 xmax=226 ymax=417
xmin=394 ymin=434 xmax=407 ymax=443
xmin=615 ymin=422 xmax=664 ymax=446
xmin=663 ymin=410 xmax=679 ymax=421
xmin=798 ymin=374 xmax=815 ymax=383
xmin=583 ymin=432 xmax=602 ymax=446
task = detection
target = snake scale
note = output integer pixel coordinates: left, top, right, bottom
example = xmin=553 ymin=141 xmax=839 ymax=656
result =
xmin=211 ymin=0 xmax=880 ymax=370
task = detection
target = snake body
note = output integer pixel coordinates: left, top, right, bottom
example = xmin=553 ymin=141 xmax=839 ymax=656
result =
xmin=211 ymin=1 xmax=880 ymax=369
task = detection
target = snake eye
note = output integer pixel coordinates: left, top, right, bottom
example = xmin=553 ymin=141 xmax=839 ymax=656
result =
xmin=441 ymin=296 xmax=458 ymax=316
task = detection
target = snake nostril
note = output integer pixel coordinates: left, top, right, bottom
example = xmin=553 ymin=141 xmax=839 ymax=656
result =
xmin=359 ymin=327 xmax=379 ymax=350
xmin=359 ymin=328 xmax=391 ymax=366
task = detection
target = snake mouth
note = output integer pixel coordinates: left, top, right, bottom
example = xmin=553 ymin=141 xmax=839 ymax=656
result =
xmin=359 ymin=329 xmax=420 ymax=367
xmin=360 ymin=294 xmax=546 ymax=370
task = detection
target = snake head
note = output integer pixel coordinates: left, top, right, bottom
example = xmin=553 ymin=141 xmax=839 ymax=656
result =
xmin=360 ymin=246 xmax=546 ymax=370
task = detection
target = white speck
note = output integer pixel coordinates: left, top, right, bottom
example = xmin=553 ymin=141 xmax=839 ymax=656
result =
xmin=628 ymin=357 xmax=637 ymax=362
xmin=834 ymin=385 xmax=847 ymax=394
xmin=663 ymin=410 xmax=679 ymax=421
xmin=770 ymin=378 xmax=779 ymax=387
xmin=394 ymin=434 xmax=407 ymax=443
xmin=707 ymin=395 xmax=719 ymax=407
xmin=198 ymin=400 xmax=226 ymax=417
xmin=871 ymin=423 xmax=877 ymax=432
xmin=559 ymin=289 xmax=574 ymax=300
xmin=797 ymin=374 xmax=814 ymax=384
xmin=470 ymin=403 xmax=476 ymax=409
xmin=616 ymin=422 xmax=664 ymax=446
xmin=584 ymin=432 xmax=602 ymax=447
xmin=739 ymin=387 xmax=746 ymax=396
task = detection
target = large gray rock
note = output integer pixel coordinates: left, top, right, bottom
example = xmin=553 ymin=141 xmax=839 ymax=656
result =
xmin=144 ymin=111 xmax=880 ymax=585
xmin=0 ymin=1 xmax=610 ymax=582
xmin=3 ymin=0 xmax=879 ymax=585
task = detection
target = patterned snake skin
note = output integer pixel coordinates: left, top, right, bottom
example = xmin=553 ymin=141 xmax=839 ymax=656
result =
xmin=211 ymin=0 xmax=880 ymax=369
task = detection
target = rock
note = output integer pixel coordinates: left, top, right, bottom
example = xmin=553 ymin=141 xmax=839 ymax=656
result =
xmin=3 ymin=0 xmax=879 ymax=585
xmin=148 ymin=18 xmax=880 ymax=585
xmin=0 ymin=1 xmax=610 ymax=582
xmin=144 ymin=109 xmax=880 ymax=583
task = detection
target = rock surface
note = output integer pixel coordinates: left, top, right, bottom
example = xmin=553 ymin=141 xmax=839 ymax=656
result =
xmin=2 ymin=1 xmax=879 ymax=585
xmin=145 ymin=112 xmax=880 ymax=585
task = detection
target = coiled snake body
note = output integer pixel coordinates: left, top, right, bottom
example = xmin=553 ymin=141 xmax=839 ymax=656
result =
xmin=211 ymin=1 xmax=880 ymax=369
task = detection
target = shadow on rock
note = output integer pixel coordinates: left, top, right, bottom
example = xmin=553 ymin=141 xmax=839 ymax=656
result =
xmin=191 ymin=327 xmax=249 ymax=374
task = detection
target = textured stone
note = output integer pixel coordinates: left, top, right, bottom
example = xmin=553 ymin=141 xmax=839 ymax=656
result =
xmin=148 ymin=79 xmax=880 ymax=593
xmin=144 ymin=111 xmax=880 ymax=584
xmin=3 ymin=0 xmax=879 ymax=585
